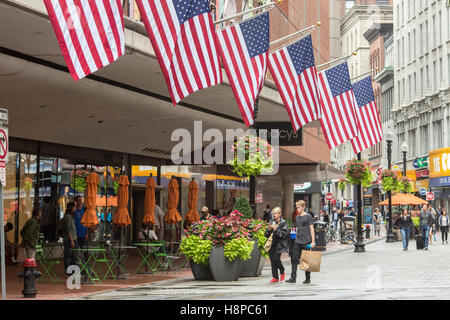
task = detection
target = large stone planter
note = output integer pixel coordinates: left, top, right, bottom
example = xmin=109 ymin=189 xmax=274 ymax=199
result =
xmin=256 ymin=256 xmax=266 ymax=276
xmin=239 ymin=241 xmax=261 ymax=277
xmin=188 ymin=260 xmax=214 ymax=281
xmin=209 ymin=246 xmax=242 ymax=281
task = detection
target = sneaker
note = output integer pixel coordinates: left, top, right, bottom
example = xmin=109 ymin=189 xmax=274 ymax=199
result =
xmin=403 ymin=248 xmax=407 ymax=251
xmin=270 ymin=278 xmax=279 ymax=283
xmin=425 ymin=247 xmax=428 ymax=250
xmin=303 ymin=279 xmax=311 ymax=284
xmin=446 ymin=240 xmax=448 ymax=244
xmin=285 ymin=278 xmax=296 ymax=283
xmin=280 ymin=273 xmax=285 ymax=282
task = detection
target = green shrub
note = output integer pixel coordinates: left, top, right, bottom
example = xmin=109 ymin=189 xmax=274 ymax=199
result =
xmin=234 ymin=195 xmax=254 ymax=219
xmin=224 ymin=238 xmax=253 ymax=262
xmin=180 ymin=235 xmax=212 ymax=266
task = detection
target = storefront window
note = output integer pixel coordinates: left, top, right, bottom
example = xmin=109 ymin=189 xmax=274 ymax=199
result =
xmin=4 ymin=152 xmax=18 ymax=243
xmin=18 ymin=154 xmax=37 ymax=244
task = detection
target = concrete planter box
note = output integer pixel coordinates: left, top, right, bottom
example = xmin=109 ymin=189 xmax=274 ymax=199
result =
xmin=239 ymin=241 xmax=262 ymax=277
xmin=209 ymin=246 xmax=242 ymax=281
xmin=188 ymin=260 xmax=214 ymax=281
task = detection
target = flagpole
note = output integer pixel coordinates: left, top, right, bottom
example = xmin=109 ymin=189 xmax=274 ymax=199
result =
xmin=213 ymin=2 xmax=276 ymax=25
xmin=350 ymin=68 xmax=378 ymax=82
xmin=316 ymin=52 xmax=357 ymax=71
xmin=269 ymin=22 xmax=321 ymax=47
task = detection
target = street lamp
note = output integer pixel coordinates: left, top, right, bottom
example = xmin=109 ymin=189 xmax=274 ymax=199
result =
xmin=402 ymin=141 xmax=408 ymax=178
xmin=386 ymin=129 xmax=395 ymax=243
xmin=354 ymin=152 xmax=365 ymax=252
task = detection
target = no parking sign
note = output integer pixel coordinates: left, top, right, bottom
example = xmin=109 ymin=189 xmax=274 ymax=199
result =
xmin=0 ymin=127 xmax=7 ymax=187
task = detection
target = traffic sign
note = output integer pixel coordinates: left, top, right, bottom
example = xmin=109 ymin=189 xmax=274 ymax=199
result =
xmin=0 ymin=109 xmax=8 ymax=125
xmin=426 ymin=192 xmax=434 ymax=201
xmin=419 ymin=188 xmax=427 ymax=196
xmin=0 ymin=128 xmax=7 ymax=162
xmin=325 ymin=193 xmax=334 ymax=201
xmin=0 ymin=161 xmax=5 ymax=187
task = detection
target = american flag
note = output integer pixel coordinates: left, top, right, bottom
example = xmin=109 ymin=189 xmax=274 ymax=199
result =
xmin=44 ymin=0 xmax=125 ymax=81
xmin=136 ymin=0 xmax=222 ymax=105
xmin=318 ymin=62 xmax=359 ymax=149
xmin=268 ymin=34 xmax=321 ymax=132
xmin=216 ymin=11 xmax=270 ymax=127
xmin=350 ymin=76 xmax=383 ymax=154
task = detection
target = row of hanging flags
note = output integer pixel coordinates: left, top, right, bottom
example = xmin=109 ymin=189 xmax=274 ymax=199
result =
xmin=43 ymin=0 xmax=382 ymax=154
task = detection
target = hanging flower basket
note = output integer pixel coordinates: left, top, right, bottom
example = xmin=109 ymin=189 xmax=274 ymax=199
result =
xmin=71 ymin=169 xmax=89 ymax=193
xmin=380 ymin=168 xmax=399 ymax=192
xmin=338 ymin=178 xmax=347 ymax=192
xmin=228 ymin=135 xmax=273 ymax=177
xmin=345 ymin=159 xmax=373 ymax=187
xmin=397 ymin=176 xmax=412 ymax=193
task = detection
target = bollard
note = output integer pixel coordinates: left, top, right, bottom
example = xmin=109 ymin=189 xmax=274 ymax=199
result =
xmin=18 ymin=258 xmax=41 ymax=298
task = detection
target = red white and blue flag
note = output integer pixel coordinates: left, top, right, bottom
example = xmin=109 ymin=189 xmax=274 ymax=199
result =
xmin=350 ymin=76 xmax=383 ymax=154
xmin=318 ymin=62 xmax=359 ymax=149
xmin=136 ymin=0 xmax=222 ymax=105
xmin=44 ymin=0 xmax=125 ymax=81
xmin=216 ymin=11 xmax=270 ymax=127
xmin=268 ymin=34 xmax=321 ymax=132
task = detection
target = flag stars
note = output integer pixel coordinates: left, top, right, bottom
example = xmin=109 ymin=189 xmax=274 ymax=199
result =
xmin=173 ymin=0 xmax=210 ymax=24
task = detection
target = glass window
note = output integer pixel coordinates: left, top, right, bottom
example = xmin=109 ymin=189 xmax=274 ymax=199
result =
xmin=4 ymin=152 xmax=18 ymax=244
xmin=18 ymin=154 xmax=37 ymax=244
xmin=409 ymin=129 xmax=416 ymax=157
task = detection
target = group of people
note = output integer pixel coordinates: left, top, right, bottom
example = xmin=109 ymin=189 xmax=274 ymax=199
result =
xmin=395 ymin=204 xmax=448 ymax=251
xmin=264 ymin=200 xmax=315 ymax=284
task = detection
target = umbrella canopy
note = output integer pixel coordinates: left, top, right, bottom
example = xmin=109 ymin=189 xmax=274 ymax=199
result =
xmin=164 ymin=178 xmax=182 ymax=225
xmin=81 ymin=172 xmax=99 ymax=228
xmin=184 ymin=180 xmax=200 ymax=224
xmin=379 ymin=193 xmax=428 ymax=206
xmin=142 ymin=177 xmax=156 ymax=226
xmin=112 ymin=175 xmax=131 ymax=227
xmin=96 ymin=195 xmax=118 ymax=207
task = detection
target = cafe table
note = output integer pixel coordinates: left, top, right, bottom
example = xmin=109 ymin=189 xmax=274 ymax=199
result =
xmin=36 ymin=244 xmax=62 ymax=283
xmin=108 ymin=245 xmax=136 ymax=279
xmin=71 ymin=247 xmax=115 ymax=284
xmin=132 ymin=242 xmax=164 ymax=274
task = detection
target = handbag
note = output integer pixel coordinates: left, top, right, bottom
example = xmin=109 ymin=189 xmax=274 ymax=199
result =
xmin=264 ymin=222 xmax=280 ymax=252
xmin=300 ymin=249 xmax=322 ymax=272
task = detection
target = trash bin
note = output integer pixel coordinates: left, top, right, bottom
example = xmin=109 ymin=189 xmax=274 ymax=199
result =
xmin=415 ymin=235 xmax=424 ymax=250
xmin=314 ymin=222 xmax=327 ymax=251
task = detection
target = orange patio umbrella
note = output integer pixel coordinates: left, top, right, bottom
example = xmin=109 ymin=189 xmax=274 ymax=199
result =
xmin=184 ymin=179 xmax=200 ymax=224
xmin=112 ymin=175 xmax=131 ymax=227
xmin=379 ymin=193 xmax=428 ymax=206
xmin=142 ymin=176 xmax=156 ymax=226
xmin=164 ymin=177 xmax=181 ymax=225
xmin=81 ymin=172 xmax=99 ymax=228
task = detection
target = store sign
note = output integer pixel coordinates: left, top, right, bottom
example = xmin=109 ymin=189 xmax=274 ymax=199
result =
xmin=257 ymin=122 xmax=302 ymax=146
xmin=419 ymin=188 xmax=427 ymax=196
xmin=415 ymin=169 xmax=429 ymax=178
xmin=413 ymin=157 xmax=429 ymax=169
xmin=294 ymin=182 xmax=311 ymax=193
xmin=429 ymin=148 xmax=450 ymax=179
xmin=255 ymin=193 xmax=263 ymax=203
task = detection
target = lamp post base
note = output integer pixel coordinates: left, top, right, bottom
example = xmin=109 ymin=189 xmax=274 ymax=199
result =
xmin=354 ymin=237 xmax=366 ymax=253
xmin=386 ymin=233 xmax=396 ymax=243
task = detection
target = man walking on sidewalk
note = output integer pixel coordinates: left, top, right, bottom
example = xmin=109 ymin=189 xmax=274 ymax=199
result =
xmin=286 ymin=200 xmax=315 ymax=284
xmin=420 ymin=204 xmax=434 ymax=250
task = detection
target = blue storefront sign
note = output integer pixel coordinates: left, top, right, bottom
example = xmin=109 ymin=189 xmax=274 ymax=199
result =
xmin=430 ymin=176 xmax=450 ymax=188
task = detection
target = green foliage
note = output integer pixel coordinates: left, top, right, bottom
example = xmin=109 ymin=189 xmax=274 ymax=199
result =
xmin=253 ymin=227 xmax=269 ymax=258
xmin=234 ymin=195 xmax=254 ymax=219
xmin=397 ymin=176 xmax=412 ymax=193
xmin=224 ymin=238 xmax=253 ymax=262
xmin=180 ymin=235 xmax=212 ymax=266
xmin=338 ymin=180 xmax=347 ymax=192
xmin=345 ymin=158 xmax=373 ymax=187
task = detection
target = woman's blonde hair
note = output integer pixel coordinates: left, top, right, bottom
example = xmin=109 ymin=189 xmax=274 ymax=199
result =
xmin=272 ymin=207 xmax=282 ymax=215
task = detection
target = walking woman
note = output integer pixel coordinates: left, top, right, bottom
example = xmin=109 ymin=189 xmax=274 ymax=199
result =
xmin=439 ymin=209 xmax=449 ymax=244
xmin=398 ymin=209 xmax=413 ymax=251
xmin=287 ymin=200 xmax=315 ymax=284
xmin=265 ymin=207 xmax=289 ymax=283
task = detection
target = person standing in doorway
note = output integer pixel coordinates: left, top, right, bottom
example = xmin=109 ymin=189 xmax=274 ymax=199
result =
xmin=263 ymin=204 xmax=272 ymax=223
xmin=61 ymin=202 xmax=79 ymax=275
xmin=286 ymin=200 xmax=315 ymax=284
xmin=265 ymin=207 xmax=288 ymax=283
xmin=74 ymin=195 xmax=87 ymax=249
xmin=420 ymin=204 xmax=433 ymax=250
xmin=439 ymin=208 xmax=449 ymax=244
xmin=398 ymin=209 xmax=413 ymax=251
xmin=20 ymin=207 xmax=42 ymax=259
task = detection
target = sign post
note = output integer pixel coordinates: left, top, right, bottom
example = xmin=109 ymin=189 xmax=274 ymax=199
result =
xmin=0 ymin=107 xmax=8 ymax=300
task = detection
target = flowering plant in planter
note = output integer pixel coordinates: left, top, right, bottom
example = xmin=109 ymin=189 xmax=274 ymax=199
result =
xmin=246 ymin=218 xmax=269 ymax=258
xmin=228 ymin=135 xmax=273 ymax=177
xmin=345 ymin=159 xmax=373 ymax=187
xmin=397 ymin=176 xmax=412 ymax=193
xmin=71 ymin=169 xmax=89 ymax=193
xmin=380 ymin=168 xmax=399 ymax=192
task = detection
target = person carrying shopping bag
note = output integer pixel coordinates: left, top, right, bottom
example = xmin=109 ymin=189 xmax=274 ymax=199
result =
xmin=286 ymin=200 xmax=315 ymax=284
xmin=264 ymin=207 xmax=289 ymax=283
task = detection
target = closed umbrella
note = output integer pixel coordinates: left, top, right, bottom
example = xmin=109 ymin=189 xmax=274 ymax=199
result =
xmin=184 ymin=179 xmax=200 ymax=226
xmin=112 ymin=175 xmax=131 ymax=278
xmin=81 ymin=172 xmax=99 ymax=228
xmin=164 ymin=177 xmax=181 ymax=244
xmin=142 ymin=176 xmax=156 ymax=226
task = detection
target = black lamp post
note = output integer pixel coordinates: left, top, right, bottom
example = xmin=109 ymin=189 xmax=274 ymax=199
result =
xmin=402 ymin=141 xmax=408 ymax=179
xmin=354 ymin=152 xmax=365 ymax=252
xmin=386 ymin=131 xmax=395 ymax=243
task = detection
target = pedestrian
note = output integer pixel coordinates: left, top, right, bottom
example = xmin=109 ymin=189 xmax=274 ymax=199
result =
xmin=398 ymin=209 xmax=413 ymax=251
xmin=138 ymin=223 xmax=158 ymax=241
xmin=332 ymin=207 xmax=339 ymax=229
xmin=74 ymin=195 xmax=88 ymax=249
xmin=20 ymin=206 xmax=42 ymax=259
xmin=430 ymin=206 xmax=437 ymax=244
xmin=419 ymin=204 xmax=433 ymax=250
xmin=4 ymin=223 xmax=18 ymax=264
xmin=265 ymin=207 xmax=289 ymax=283
xmin=338 ymin=209 xmax=345 ymax=230
xmin=200 ymin=206 xmax=210 ymax=220
xmin=373 ymin=208 xmax=382 ymax=236
xmin=436 ymin=205 xmax=442 ymax=233
xmin=286 ymin=200 xmax=315 ymax=284
xmin=439 ymin=208 xmax=449 ymax=244
xmin=263 ymin=204 xmax=272 ymax=222
xmin=61 ymin=201 xmax=80 ymax=275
